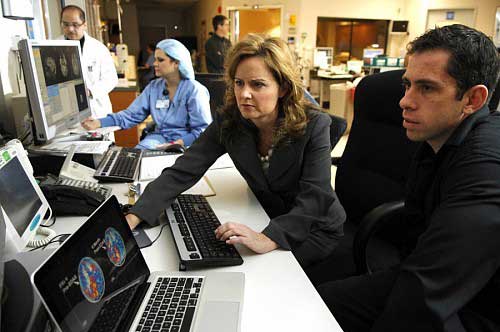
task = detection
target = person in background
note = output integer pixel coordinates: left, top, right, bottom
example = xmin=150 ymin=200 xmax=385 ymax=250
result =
xmin=138 ymin=43 xmax=156 ymax=91
xmin=319 ymin=24 xmax=500 ymax=332
xmin=125 ymin=34 xmax=345 ymax=267
xmin=205 ymin=15 xmax=231 ymax=73
xmin=60 ymin=5 xmax=117 ymax=118
xmin=81 ymin=39 xmax=211 ymax=150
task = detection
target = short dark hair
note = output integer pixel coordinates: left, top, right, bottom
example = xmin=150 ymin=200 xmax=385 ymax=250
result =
xmin=61 ymin=5 xmax=86 ymax=23
xmin=212 ymin=15 xmax=228 ymax=32
xmin=407 ymin=24 xmax=500 ymax=101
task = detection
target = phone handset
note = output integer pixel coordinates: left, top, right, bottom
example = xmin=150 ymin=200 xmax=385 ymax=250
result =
xmin=59 ymin=144 xmax=97 ymax=182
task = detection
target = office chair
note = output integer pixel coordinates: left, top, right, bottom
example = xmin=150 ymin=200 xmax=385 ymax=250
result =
xmin=488 ymin=78 xmax=500 ymax=111
xmin=306 ymin=69 xmax=419 ymax=284
xmin=195 ymin=72 xmax=226 ymax=120
xmin=328 ymin=114 xmax=347 ymax=151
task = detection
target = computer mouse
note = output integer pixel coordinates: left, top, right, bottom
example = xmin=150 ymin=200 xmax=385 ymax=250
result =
xmin=85 ymin=131 xmax=104 ymax=141
xmin=163 ymin=143 xmax=185 ymax=154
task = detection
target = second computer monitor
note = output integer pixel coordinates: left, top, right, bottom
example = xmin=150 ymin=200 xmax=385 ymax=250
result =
xmin=18 ymin=39 xmax=91 ymax=142
xmin=313 ymin=47 xmax=334 ymax=69
xmin=0 ymin=144 xmax=50 ymax=253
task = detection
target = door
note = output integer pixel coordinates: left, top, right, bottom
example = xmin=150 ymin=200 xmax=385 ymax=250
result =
xmin=228 ymin=6 xmax=282 ymax=43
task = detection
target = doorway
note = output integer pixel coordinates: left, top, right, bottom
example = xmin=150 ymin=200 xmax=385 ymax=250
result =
xmin=227 ymin=6 xmax=282 ymax=43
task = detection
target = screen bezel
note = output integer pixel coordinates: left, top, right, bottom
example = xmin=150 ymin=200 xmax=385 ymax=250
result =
xmin=18 ymin=39 xmax=91 ymax=142
xmin=0 ymin=145 xmax=50 ymax=252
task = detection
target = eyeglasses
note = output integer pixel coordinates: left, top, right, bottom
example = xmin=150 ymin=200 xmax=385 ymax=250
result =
xmin=61 ymin=21 xmax=85 ymax=29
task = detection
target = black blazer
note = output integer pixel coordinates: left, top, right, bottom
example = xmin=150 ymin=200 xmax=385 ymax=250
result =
xmin=130 ymin=109 xmax=345 ymax=251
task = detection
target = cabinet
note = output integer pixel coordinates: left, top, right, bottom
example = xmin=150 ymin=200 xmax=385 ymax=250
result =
xmin=109 ymin=87 xmax=139 ymax=147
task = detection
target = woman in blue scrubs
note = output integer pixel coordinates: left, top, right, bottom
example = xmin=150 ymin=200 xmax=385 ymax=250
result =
xmin=81 ymin=39 xmax=212 ymax=150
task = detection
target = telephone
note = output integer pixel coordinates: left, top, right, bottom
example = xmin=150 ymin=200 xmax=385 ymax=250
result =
xmin=39 ymin=174 xmax=112 ymax=216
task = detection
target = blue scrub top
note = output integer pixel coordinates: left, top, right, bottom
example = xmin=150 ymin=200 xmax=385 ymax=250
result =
xmin=100 ymin=78 xmax=212 ymax=146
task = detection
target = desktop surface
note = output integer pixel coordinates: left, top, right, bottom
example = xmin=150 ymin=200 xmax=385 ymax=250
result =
xmin=48 ymin=168 xmax=342 ymax=331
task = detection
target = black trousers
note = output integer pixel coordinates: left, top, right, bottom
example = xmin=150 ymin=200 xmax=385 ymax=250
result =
xmin=317 ymin=269 xmax=500 ymax=332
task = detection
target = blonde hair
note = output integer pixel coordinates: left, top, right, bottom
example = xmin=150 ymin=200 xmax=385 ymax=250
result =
xmin=220 ymin=34 xmax=315 ymax=143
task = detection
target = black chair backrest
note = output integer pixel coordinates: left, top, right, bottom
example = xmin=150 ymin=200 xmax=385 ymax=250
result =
xmin=489 ymin=79 xmax=500 ymax=111
xmin=329 ymin=114 xmax=347 ymax=150
xmin=335 ymin=69 xmax=419 ymax=225
xmin=195 ymin=73 xmax=226 ymax=120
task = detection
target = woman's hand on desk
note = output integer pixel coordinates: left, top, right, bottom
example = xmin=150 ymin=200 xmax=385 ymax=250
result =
xmin=81 ymin=117 xmax=101 ymax=130
xmin=215 ymin=222 xmax=278 ymax=254
xmin=155 ymin=139 xmax=185 ymax=150
xmin=126 ymin=214 xmax=142 ymax=230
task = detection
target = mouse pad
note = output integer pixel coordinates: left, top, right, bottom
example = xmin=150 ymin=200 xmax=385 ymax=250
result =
xmin=132 ymin=224 xmax=153 ymax=248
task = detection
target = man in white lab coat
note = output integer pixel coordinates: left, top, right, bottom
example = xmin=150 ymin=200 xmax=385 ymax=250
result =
xmin=60 ymin=5 xmax=118 ymax=118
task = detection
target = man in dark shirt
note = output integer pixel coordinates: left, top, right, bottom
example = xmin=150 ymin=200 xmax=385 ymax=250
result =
xmin=319 ymin=24 xmax=500 ymax=332
xmin=205 ymin=15 xmax=231 ymax=73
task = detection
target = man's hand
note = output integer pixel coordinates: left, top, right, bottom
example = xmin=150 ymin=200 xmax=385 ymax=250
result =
xmin=215 ymin=222 xmax=279 ymax=254
xmin=81 ymin=117 xmax=101 ymax=131
xmin=126 ymin=214 xmax=142 ymax=230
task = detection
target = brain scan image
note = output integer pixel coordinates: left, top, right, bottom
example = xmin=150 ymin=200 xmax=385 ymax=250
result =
xmin=78 ymin=257 xmax=105 ymax=303
xmin=104 ymin=227 xmax=127 ymax=267
xmin=71 ymin=53 xmax=80 ymax=76
xmin=44 ymin=56 xmax=57 ymax=80
xmin=59 ymin=55 xmax=69 ymax=78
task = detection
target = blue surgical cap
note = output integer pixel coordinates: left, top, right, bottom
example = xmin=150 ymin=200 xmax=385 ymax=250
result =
xmin=156 ymin=39 xmax=194 ymax=80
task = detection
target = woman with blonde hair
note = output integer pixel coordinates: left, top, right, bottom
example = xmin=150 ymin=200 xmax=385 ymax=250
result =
xmin=125 ymin=34 xmax=345 ymax=267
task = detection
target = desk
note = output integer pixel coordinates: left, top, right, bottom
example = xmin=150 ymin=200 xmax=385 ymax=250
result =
xmin=313 ymin=72 xmax=353 ymax=108
xmin=54 ymin=167 xmax=342 ymax=331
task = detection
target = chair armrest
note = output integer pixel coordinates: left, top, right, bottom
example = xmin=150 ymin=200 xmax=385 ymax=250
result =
xmin=353 ymin=200 xmax=405 ymax=275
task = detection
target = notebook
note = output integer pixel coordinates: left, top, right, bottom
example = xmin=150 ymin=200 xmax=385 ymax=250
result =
xmin=31 ymin=195 xmax=244 ymax=332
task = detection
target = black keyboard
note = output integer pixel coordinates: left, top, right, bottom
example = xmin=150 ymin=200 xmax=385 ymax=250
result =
xmin=134 ymin=276 xmax=202 ymax=332
xmin=94 ymin=146 xmax=143 ymax=182
xmin=166 ymin=195 xmax=243 ymax=270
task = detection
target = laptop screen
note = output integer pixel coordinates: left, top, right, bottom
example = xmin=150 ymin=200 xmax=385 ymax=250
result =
xmin=33 ymin=196 xmax=150 ymax=332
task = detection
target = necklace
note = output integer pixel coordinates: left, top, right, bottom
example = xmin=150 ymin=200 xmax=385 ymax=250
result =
xmin=259 ymin=154 xmax=270 ymax=162
xmin=258 ymin=148 xmax=273 ymax=163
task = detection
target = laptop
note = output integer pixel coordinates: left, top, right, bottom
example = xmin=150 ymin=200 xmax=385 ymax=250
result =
xmin=31 ymin=195 xmax=244 ymax=332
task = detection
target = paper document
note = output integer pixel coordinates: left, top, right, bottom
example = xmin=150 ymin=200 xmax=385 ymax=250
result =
xmin=137 ymin=176 xmax=215 ymax=197
xmin=209 ymin=153 xmax=235 ymax=170
xmin=38 ymin=141 xmax=112 ymax=154
xmin=140 ymin=154 xmax=181 ymax=180
xmin=93 ymin=126 xmax=121 ymax=135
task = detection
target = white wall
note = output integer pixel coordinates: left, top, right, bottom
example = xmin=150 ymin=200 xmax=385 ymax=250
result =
xmin=297 ymin=0 xmax=499 ymax=57
xmin=0 ymin=3 xmax=28 ymax=95
xmin=406 ymin=0 xmax=499 ymax=41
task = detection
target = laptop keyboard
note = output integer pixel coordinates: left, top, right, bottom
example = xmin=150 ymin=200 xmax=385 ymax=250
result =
xmin=166 ymin=195 xmax=243 ymax=270
xmin=135 ymin=276 xmax=203 ymax=332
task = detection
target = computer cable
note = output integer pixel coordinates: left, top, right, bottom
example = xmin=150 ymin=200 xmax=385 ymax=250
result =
xmin=150 ymin=223 xmax=169 ymax=245
xmin=40 ymin=212 xmax=57 ymax=228
xmin=28 ymin=233 xmax=70 ymax=252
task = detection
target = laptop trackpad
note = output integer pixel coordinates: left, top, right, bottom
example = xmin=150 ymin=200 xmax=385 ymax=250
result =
xmin=197 ymin=301 xmax=240 ymax=332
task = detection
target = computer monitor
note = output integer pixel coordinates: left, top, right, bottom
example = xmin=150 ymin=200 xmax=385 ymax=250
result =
xmin=363 ymin=48 xmax=385 ymax=65
xmin=18 ymin=39 xmax=91 ymax=143
xmin=0 ymin=143 xmax=51 ymax=253
xmin=313 ymin=47 xmax=334 ymax=69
